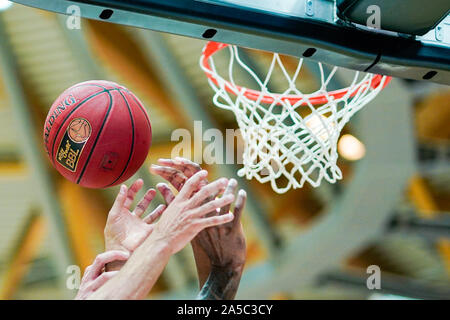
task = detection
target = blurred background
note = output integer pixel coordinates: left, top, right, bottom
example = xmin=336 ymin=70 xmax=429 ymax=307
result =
xmin=0 ymin=1 xmax=449 ymax=299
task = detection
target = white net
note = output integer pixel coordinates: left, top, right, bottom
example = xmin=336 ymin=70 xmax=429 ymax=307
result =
xmin=200 ymin=43 xmax=390 ymax=193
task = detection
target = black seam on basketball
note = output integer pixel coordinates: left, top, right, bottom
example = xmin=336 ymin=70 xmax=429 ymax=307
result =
xmin=104 ymin=90 xmax=136 ymax=188
xmin=76 ymin=90 xmax=114 ymax=185
xmin=120 ymin=89 xmax=151 ymax=129
xmin=67 ymin=83 xmax=109 ymax=92
xmin=51 ymin=89 xmax=108 ymax=166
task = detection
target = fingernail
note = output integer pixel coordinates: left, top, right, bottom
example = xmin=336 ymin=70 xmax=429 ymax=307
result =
xmin=219 ymin=178 xmax=228 ymax=184
xmin=200 ymin=170 xmax=208 ymax=176
xmin=239 ymin=190 xmax=247 ymax=197
xmin=120 ymin=185 xmax=126 ymax=194
xmin=156 ymin=183 xmax=167 ymax=189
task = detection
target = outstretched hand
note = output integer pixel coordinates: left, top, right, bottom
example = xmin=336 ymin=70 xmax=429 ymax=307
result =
xmin=195 ymin=179 xmax=246 ymax=270
xmin=151 ymin=157 xmax=247 ymax=271
xmin=104 ymin=179 xmax=168 ymax=255
xmin=150 ymin=170 xmax=236 ymax=255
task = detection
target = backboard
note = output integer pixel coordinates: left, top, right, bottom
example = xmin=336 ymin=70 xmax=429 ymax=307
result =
xmin=10 ymin=0 xmax=450 ymax=85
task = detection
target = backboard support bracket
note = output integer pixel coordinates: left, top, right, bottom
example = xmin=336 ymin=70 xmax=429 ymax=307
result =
xmin=10 ymin=0 xmax=450 ymax=85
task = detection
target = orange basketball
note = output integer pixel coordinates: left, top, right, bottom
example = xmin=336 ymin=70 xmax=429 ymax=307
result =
xmin=43 ymin=80 xmax=152 ymax=188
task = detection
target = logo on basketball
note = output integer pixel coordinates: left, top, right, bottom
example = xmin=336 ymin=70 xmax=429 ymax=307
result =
xmin=68 ymin=118 xmax=92 ymax=143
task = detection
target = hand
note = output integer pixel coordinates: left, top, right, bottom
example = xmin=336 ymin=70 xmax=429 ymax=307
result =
xmin=151 ymin=158 xmax=247 ymax=271
xmin=195 ymin=179 xmax=247 ymax=270
xmin=75 ymin=250 xmax=129 ymax=300
xmin=104 ymin=179 xmax=168 ymax=254
xmin=150 ymin=170 xmax=236 ymax=255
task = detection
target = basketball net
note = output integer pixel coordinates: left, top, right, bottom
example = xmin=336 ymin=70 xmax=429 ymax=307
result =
xmin=200 ymin=42 xmax=391 ymax=193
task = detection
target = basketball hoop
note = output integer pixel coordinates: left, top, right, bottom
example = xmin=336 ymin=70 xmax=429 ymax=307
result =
xmin=200 ymin=42 xmax=391 ymax=193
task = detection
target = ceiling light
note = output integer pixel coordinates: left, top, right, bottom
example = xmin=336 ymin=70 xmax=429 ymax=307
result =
xmin=338 ymin=134 xmax=366 ymax=161
xmin=0 ymin=0 xmax=12 ymax=11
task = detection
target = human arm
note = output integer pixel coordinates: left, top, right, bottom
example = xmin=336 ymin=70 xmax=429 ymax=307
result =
xmin=150 ymin=158 xmax=212 ymax=286
xmin=88 ymin=171 xmax=236 ymax=299
xmin=151 ymin=157 xmax=247 ymax=298
xmin=195 ymin=186 xmax=247 ymax=300
xmin=196 ymin=265 xmax=244 ymax=300
xmin=75 ymin=250 xmax=129 ymax=300
xmin=103 ymin=179 xmax=169 ymax=271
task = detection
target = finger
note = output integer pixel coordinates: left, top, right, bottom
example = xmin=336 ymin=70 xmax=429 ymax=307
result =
xmin=85 ymin=251 xmax=129 ymax=279
xmin=196 ymin=212 xmax=234 ymax=229
xmin=178 ymin=170 xmax=208 ymax=200
xmin=158 ymin=157 xmax=202 ymax=178
xmin=232 ymin=190 xmax=247 ymax=226
xmin=189 ymin=194 xmax=235 ymax=218
xmin=143 ymin=204 xmax=166 ymax=224
xmin=124 ymin=179 xmax=144 ymax=210
xmin=187 ymin=178 xmax=229 ymax=209
xmin=219 ymin=179 xmax=238 ymax=216
xmin=150 ymin=165 xmax=187 ymax=191
xmin=133 ymin=189 xmax=156 ymax=217
xmin=110 ymin=185 xmax=128 ymax=214
xmin=156 ymin=183 xmax=175 ymax=204
xmin=88 ymin=271 xmax=119 ymax=292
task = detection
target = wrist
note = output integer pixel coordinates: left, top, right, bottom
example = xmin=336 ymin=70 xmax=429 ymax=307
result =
xmin=197 ymin=265 xmax=243 ymax=300
xmin=141 ymin=232 xmax=172 ymax=257
xmin=210 ymin=264 xmax=243 ymax=279
xmin=105 ymin=243 xmax=127 ymax=253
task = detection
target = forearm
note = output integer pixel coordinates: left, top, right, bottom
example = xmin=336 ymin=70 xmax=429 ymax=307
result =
xmin=88 ymin=236 xmax=171 ymax=300
xmin=196 ymin=265 xmax=243 ymax=300
xmin=191 ymin=239 xmax=211 ymax=288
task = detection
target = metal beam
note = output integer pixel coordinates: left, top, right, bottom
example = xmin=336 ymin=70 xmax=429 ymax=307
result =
xmin=319 ymin=271 xmax=450 ymax=300
xmin=0 ymin=211 xmax=46 ymax=299
xmin=408 ymin=174 xmax=450 ymax=275
xmin=56 ymin=15 xmax=103 ymax=79
xmin=0 ymin=15 xmax=76 ymax=298
xmin=417 ymin=142 xmax=450 ymax=176
xmin=388 ymin=213 xmax=450 ymax=241
xmin=58 ymin=181 xmax=100 ymax=270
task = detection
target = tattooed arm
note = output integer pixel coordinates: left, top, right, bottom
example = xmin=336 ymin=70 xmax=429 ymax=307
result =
xmin=195 ymin=186 xmax=247 ymax=300
xmin=150 ymin=158 xmax=247 ymax=300
xmin=88 ymin=172 xmax=236 ymax=300
xmin=197 ymin=265 xmax=244 ymax=300
xmin=150 ymin=158 xmax=214 ymax=287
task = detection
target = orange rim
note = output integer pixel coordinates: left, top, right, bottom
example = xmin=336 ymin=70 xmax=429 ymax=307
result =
xmin=201 ymin=41 xmax=392 ymax=106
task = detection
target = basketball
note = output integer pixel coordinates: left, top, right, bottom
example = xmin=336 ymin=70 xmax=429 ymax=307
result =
xmin=43 ymin=80 xmax=152 ymax=188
